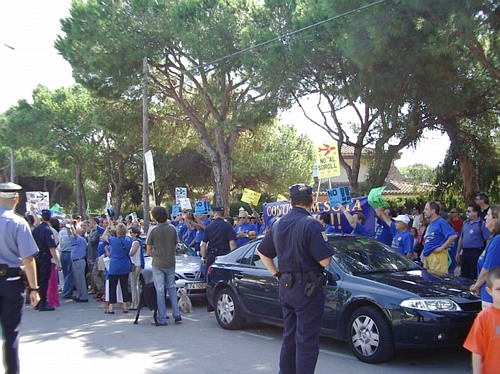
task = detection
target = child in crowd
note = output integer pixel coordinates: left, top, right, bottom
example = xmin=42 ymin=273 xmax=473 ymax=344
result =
xmin=463 ymin=266 xmax=500 ymax=374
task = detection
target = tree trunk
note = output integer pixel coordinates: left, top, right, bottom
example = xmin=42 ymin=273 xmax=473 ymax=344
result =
xmin=75 ymin=164 xmax=87 ymax=219
xmin=110 ymin=155 xmax=125 ymax=218
xmin=442 ymin=118 xmax=480 ymax=200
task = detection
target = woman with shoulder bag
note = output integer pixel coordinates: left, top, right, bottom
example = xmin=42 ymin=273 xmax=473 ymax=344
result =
xmin=128 ymin=226 xmax=144 ymax=310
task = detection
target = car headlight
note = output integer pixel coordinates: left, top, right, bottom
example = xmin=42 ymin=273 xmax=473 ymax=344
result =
xmin=399 ymin=298 xmax=462 ymax=312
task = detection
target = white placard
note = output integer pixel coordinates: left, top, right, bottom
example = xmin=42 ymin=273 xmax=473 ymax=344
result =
xmin=25 ymin=191 xmax=49 ymax=215
xmin=144 ymin=150 xmax=156 ymax=184
xmin=179 ymin=198 xmax=192 ymax=211
xmin=175 ymin=187 xmax=187 ymax=204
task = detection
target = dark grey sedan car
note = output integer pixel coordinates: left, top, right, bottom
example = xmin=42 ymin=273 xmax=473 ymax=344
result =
xmin=206 ymin=235 xmax=480 ymax=363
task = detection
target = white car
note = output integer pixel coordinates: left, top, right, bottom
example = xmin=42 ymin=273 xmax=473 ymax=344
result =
xmin=140 ymin=242 xmax=206 ymax=294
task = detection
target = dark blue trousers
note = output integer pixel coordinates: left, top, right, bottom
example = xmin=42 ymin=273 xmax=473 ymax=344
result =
xmin=0 ymin=276 xmax=25 ymax=374
xmin=278 ymin=274 xmax=324 ymax=374
xmin=35 ymin=258 xmax=51 ymax=306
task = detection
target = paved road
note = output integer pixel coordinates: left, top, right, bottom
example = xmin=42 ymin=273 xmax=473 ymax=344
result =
xmin=7 ymin=295 xmax=472 ymax=373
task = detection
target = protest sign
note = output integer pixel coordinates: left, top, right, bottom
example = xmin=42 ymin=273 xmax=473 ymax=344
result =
xmin=316 ymin=143 xmax=341 ymax=178
xmin=368 ymin=186 xmax=387 ymax=209
xmin=326 ymin=186 xmax=352 ymax=207
xmin=179 ymin=198 xmax=192 ymax=211
xmin=276 ymin=194 xmax=288 ymax=202
xmin=241 ymin=188 xmax=261 ymax=206
xmin=175 ymin=187 xmax=187 ymax=204
xmin=144 ymin=150 xmax=156 ymax=184
xmin=171 ymin=204 xmax=180 ymax=218
xmin=25 ymin=191 xmax=49 ymax=215
xmin=194 ymin=200 xmax=211 ymax=216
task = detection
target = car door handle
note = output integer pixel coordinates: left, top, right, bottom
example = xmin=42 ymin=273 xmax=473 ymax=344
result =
xmin=234 ymin=273 xmax=244 ymax=279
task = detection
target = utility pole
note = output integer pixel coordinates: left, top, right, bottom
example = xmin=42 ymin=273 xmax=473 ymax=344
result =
xmin=10 ymin=149 xmax=14 ymax=182
xmin=142 ymin=56 xmax=150 ymax=232
xmin=3 ymin=44 xmax=15 ymax=182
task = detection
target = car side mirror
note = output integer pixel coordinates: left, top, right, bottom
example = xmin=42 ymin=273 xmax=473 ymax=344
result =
xmin=325 ymin=270 xmax=340 ymax=286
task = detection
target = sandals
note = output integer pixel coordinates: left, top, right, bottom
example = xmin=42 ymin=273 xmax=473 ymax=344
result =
xmin=104 ymin=310 xmax=115 ymax=314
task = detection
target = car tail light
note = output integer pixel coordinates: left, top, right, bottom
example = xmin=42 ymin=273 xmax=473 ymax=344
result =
xmin=207 ymin=266 xmax=213 ymax=276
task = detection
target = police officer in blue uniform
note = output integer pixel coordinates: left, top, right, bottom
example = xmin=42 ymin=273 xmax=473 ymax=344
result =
xmin=0 ymin=182 xmax=40 ymax=374
xmin=32 ymin=209 xmax=61 ymax=311
xmin=201 ymin=207 xmax=236 ymax=272
xmin=258 ymin=184 xmax=334 ymax=374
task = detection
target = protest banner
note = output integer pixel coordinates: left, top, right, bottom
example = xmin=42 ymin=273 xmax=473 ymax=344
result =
xmin=241 ymin=188 xmax=261 ymax=206
xmin=316 ymin=143 xmax=341 ymax=178
xmin=262 ymin=196 xmax=375 ymax=236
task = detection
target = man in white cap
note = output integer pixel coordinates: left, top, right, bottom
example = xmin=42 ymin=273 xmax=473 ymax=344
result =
xmin=0 ymin=182 xmax=40 ymax=373
xmin=376 ymin=208 xmax=414 ymax=258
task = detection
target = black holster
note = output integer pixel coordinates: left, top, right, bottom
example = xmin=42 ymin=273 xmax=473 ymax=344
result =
xmin=304 ymin=271 xmax=326 ymax=297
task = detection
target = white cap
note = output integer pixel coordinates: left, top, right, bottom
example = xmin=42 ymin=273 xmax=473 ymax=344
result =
xmin=394 ymin=215 xmax=410 ymax=225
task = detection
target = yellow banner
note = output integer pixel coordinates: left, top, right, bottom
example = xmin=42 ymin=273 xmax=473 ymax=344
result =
xmin=316 ymin=143 xmax=341 ymax=178
xmin=276 ymin=194 xmax=288 ymax=202
xmin=241 ymin=188 xmax=261 ymax=206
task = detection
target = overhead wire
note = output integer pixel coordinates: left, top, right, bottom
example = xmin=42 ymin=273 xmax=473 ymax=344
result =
xmin=186 ymin=0 xmax=387 ymax=73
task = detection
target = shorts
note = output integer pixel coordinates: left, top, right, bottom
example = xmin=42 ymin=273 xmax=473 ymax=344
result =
xmin=424 ymin=250 xmax=448 ymax=275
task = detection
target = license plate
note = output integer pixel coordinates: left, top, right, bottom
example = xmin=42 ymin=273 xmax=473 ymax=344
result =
xmin=186 ymin=282 xmax=206 ymax=290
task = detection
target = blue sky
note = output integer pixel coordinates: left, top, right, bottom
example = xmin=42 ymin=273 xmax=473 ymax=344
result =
xmin=1 ymin=0 xmax=448 ymax=168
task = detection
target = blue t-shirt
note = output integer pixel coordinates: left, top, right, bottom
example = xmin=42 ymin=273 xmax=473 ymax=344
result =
xmin=352 ymin=222 xmax=368 ymax=237
xmin=477 ymin=235 xmax=500 ymax=303
xmin=176 ymin=222 xmax=188 ymax=241
xmin=234 ymin=222 xmax=257 ymax=247
xmin=185 ymin=228 xmax=196 ymax=247
xmin=324 ymin=224 xmax=336 ymax=234
xmin=374 ymin=218 xmax=393 ymax=246
xmin=462 ymin=219 xmax=490 ymax=249
xmin=195 ymin=218 xmax=211 ymax=243
xmin=389 ymin=223 xmax=413 ymax=255
xmin=108 ymin=236 xmax=132 ymax=275
xmin=423 ymin=217 xmax=457 ymax=257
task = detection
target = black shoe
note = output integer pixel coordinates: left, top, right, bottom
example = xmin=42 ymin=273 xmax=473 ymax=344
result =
xmin=207 ymin=305 xmax=215 ymax=312
xmin=38 ymin=304 xmax=55 ymax=311
xmin=63 ymin=295 xmax=74 ymax=300
xmin=75 ymin=299 xmax=89 ymax=303
xmin=174 ymin=316 xmax=182 ymax=323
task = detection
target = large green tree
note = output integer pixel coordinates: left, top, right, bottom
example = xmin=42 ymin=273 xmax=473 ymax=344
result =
xmin=56 ymin=0 xmax=280 ymax=212
xmin=246 ymin=0 xmax=498 ymax=195
xmin=2 ymin=85 xmax=105 ymax=217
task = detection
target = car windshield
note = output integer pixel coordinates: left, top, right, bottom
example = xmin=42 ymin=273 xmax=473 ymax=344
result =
xmin=176 ymin=242 xmax=197 ymax=257
xmin=330 ymin=236 xmax=420 ymax=275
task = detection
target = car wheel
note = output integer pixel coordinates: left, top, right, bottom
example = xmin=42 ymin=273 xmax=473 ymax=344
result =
xmin=215 ymin=288 xmax=244 ymax=330
xmin=347 ymin=306 xmax=394 ymax=363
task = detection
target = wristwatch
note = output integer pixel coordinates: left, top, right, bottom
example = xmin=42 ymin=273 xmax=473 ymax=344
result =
xmin=29 ymin=287 xmax=40 ymax=292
